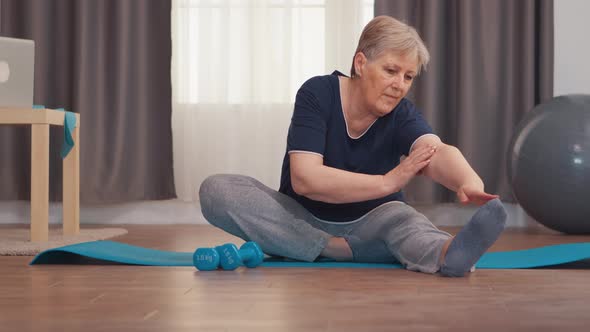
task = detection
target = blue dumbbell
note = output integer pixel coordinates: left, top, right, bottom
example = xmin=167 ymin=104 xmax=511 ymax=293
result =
xmin=216 ymin=242 xmax=264 ymax=270
xmin=193 ymin=247 xmax=220 ymax=271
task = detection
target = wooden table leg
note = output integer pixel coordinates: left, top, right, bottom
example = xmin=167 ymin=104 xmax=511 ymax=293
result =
xmin=63 ymin=125 xmax=80 ymax=235
xmin=31 ymin=124 xmax=49 ymax=242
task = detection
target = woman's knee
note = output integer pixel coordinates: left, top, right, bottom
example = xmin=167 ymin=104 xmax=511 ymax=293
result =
xmin=198 ymin=174 xmax=261 ymax=219
xmin=199 ymin=174 xmax=235 ymax=219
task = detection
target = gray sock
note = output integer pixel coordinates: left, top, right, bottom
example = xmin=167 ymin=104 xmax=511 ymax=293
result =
xmin=439 ymin=198 xmax=507 ymax=277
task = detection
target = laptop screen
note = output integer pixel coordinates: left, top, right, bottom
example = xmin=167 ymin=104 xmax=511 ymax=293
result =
xmin=0 ymin=36 xmax=35 ymax=108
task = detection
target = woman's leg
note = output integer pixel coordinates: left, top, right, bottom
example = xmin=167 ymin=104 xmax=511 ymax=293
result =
xmin=345 ymin=202 xmax=451 ymax=273
xmin=198 ymin=174 xmax=332 ymax=262
xmin=345 ymin=199 xmax=507 ymax=276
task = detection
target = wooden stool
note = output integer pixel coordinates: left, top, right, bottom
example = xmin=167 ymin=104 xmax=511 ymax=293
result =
xmin=0 ymin=108 xmax=80 ymax=242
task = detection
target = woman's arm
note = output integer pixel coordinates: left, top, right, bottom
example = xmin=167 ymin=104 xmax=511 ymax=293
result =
xmin=290 ymin=144 xmax=435 ymax=203
xmin=290 ymin=153 xmax=386 ymax=203
xmin=413 ymin=135 xmax=498 ymax=205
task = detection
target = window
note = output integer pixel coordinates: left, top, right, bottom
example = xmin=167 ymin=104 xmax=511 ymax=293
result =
xmin=172 ymin=0 xmax=374 ymax=104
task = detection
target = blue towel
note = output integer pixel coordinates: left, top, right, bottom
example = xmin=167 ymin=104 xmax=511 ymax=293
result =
xmin=30 ymin=240 xmax=590 ymax=269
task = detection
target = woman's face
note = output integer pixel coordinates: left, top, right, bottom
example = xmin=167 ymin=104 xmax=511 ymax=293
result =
xmin=357 ymin=50 xmax=418 ymax=117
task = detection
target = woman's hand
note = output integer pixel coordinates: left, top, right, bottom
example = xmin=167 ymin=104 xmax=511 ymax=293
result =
xmin=383 ymin=145 xmax=436 ymax=193
xmin=456 ymin=184 xmax=499 ymax=206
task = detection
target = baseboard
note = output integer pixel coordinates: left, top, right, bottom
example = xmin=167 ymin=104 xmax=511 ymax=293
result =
xmin=0 ymin=199 xmax=534 ymax=227
xmin=0 ymin=199 xmax=207 ymax=225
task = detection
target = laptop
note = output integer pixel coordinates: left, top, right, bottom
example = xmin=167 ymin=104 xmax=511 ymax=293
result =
xmin=0 ymin=36 xmax=35 ymax=108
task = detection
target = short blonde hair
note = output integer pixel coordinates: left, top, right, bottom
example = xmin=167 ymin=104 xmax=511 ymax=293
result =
xmin=351 ymin=15 xmax=430 ymax=77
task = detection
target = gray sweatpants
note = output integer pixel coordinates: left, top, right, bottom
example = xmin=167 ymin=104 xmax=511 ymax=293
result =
xmin=199 ymin=174 xmax=452 ymax=273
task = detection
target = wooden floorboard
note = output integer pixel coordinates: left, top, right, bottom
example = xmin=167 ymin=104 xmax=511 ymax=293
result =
xmin=1 ymin=224 xmax=590 ymax=331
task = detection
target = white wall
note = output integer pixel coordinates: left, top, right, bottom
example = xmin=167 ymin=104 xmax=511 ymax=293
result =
xmin=554 ymin=0 xmax=590 ymax=96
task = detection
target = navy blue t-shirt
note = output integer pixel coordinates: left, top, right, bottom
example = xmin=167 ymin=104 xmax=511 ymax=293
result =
xmin=279 ymin=71 xmax=433 ymax=222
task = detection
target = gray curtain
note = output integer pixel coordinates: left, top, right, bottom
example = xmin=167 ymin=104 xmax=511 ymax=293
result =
xmin=0 ymin=0 xmax=176 ymax=203
xmin=375 ymin=0 xmax=553 ymax=203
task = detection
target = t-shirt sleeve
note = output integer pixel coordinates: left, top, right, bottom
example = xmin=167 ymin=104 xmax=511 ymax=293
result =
xmin=394 ymin=101 xmax=434 ymax=156
xmin=286 ymin=78 xmax=329 ymax=156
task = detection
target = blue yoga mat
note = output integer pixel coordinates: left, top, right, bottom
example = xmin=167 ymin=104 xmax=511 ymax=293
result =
xmin=29 ymin=240 xmax=590 ymax=269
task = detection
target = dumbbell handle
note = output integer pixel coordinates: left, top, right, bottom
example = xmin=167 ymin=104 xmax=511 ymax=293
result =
xmin=217 ymin=242 xmax=264 ymax=270
xmin=237 ymin=242 xmax=264 ymax=268
xmin=194 ymin=242 xmax=263 ymax=271
xmin=217 ymin=245 xmax=255 ymax=265
xmin=238 ymin=248 xmax=257 ymax=261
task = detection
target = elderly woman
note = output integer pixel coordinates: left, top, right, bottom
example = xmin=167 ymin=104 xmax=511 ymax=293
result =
xmin=199 ymin=16 xmax=506 ymax=277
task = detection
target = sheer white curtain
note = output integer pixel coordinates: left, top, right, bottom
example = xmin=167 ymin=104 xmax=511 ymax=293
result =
xmin=172 ymin=0 xmax=374 ymax=201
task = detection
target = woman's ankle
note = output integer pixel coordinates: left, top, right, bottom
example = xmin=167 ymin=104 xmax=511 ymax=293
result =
xmin=320 ymin=237 xmax=353 ymax=261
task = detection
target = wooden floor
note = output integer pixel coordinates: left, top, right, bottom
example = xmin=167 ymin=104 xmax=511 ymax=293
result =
xmin=2 ymin=224 xmax=590 ymax=332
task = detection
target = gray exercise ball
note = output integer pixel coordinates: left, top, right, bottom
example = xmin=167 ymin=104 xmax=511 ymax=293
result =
xmin=507 ymin=94 xmax=590 ymax=234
